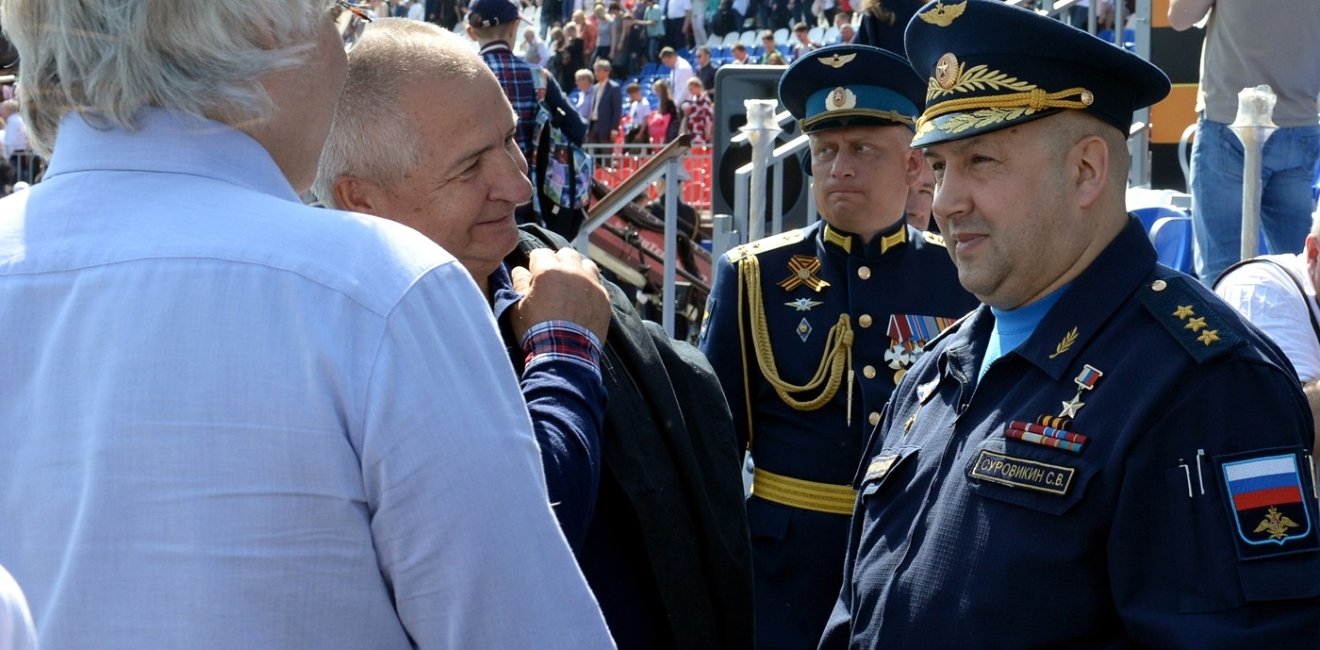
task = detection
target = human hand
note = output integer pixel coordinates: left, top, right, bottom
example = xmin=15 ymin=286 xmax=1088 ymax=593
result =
xmin=510 ymin=247 xmax=611 ymax=342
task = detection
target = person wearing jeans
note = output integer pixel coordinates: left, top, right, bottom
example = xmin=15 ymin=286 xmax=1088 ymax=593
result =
xmin=1169 ymin=0 xmax=1320 ymax=283
xmin=1189 ymin=118 xmax=1320 ymax=282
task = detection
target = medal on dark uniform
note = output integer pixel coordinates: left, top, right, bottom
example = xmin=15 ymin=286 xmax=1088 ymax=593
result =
xmin=797 ymin=317 xmax=812 ymax=342
xmin=1005 ymin=419 xmax=1088 ymax=453
xmin=779 ymin=256 xmax=829 ymax=292
xmin=886 ymin=314 xmax=957 ymax=384
xmin=785 ymin=297 xmax=824 ymax=312
xmin=1057 ymin=364 xmax=1102 ymax=419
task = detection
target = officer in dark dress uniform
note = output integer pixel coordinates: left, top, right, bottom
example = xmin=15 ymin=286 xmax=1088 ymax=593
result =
xmin=820 ymin=2 xmax=1320 ymax=647
xmin=698 ymin=44 xmax=978 ymax=650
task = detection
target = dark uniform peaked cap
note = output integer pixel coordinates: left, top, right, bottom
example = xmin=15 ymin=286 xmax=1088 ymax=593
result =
xmin=904 ymin=0 xmax=1171 ymax=147
xmin=778 ymin=44 xmax=926 ymax=134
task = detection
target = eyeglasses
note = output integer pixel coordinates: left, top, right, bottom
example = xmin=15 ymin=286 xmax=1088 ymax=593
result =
xmin=333 ymin=0 xmax=373 ymax=52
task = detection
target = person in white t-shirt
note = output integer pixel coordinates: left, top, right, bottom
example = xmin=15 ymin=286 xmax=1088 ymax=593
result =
xmin=1214 ymin=208 xmax=1320 ymax=455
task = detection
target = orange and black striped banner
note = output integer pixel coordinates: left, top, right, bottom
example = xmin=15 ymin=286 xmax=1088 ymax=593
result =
xmin=1147 ymin=0 xmax=1204 ymax=191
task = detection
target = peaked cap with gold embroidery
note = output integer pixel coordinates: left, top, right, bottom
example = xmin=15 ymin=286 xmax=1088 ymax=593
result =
xmin=778 ymin=44 xmax=925 ymax=134
xmin=904 ymin=0 xmax=1170 ymax=147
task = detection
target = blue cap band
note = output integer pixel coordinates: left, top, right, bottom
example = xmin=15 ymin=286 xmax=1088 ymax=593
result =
xmin=803 ymin=85 xmax=919 ymax=128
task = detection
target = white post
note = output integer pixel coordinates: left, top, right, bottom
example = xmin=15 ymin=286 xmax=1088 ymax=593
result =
xmin=741 ymin=100 xmax=782 ymax=243
xmin=662 ymin=158 xmax=680 ymax=337
xmin=1229 ymin=84 xmax=1278 ymax=262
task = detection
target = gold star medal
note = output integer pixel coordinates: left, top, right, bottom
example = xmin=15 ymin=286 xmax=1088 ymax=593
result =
xmin=1057 ymin=364 xmax=1103 ymax=420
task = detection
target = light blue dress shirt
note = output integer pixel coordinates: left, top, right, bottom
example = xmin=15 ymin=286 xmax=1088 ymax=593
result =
xmin=0 ymin=110 xmax=614 ymax=649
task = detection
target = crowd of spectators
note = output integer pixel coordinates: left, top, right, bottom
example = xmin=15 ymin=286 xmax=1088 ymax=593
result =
xmin=266 ymin=0 xmax=1147 ymax=160
xmin=542 ymin=12 xmax=848 ymax=151
xmin=364 ymin=0 xmax=869 ymax=153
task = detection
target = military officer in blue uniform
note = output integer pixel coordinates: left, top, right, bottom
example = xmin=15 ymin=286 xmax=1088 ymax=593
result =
xmin=820 ymin=2 xmax=1320 ymax=647
xmin=698 ymin=44 xmax=978 ymax=650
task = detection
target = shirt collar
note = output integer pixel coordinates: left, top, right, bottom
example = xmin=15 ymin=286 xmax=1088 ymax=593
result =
xmin=933 ymin=217 xmax=1155 ymax=386
xmin=479 ymin=41 xmax=513 ymax=54
xmin=821 ymin=218 xmax=908 ymax=257
xmin=1001 ymin=217 xmax=1156 ymax=380
xmin=44 ymin=108 xmax=300 ymax=202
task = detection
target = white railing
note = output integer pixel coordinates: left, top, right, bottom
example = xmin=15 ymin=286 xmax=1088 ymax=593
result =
xmin=578 ymin=135 xmax=696 ymax=336
xmin=708 ymin=108 xmax=812 ymax=268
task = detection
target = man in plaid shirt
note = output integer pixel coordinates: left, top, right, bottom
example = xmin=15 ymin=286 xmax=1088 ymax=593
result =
xmin=468 ymin=0 xmax=539 ymax=160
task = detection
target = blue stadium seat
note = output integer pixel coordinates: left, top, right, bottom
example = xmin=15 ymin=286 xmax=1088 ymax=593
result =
xmin=1150 ymin=215 xmax=1195 ymax=276
xmin=1132 ymin=205 xmax=1186 ymax=236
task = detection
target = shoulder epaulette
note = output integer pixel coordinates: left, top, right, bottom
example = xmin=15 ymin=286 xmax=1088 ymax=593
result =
xmin=1137 ymin=273 xmax=1243 ymax=363
xmin=726 ymin=229 xmax=809 ymax=263
xmin=922 ymin=231 xmax=948 ymax=248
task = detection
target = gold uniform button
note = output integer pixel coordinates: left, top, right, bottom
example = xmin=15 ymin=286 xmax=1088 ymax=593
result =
xmin=863 ymin=365 xmax=877 ymax=379
xmin=868 ymin=411 xmax=881 ymax=427
xmin=859 ymin=314 xmax=873 ymax=328
xmin=857 ymin=266 xmax=872 ymax=280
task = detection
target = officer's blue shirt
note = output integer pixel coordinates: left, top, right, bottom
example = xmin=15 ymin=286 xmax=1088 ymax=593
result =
xmin=979 ymin=285 xmax=1067 ymax=380
xmin=700 ymin=217 xmax=978 ymax=650
xmin=821 ymin=218 xmax=1320 ymax=649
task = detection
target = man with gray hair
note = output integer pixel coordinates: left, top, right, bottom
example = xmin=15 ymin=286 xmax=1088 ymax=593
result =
xmin=0 ymin=1 xmax=613 ymax=648
xmin=586 ymin=58 xmax=622 ymax=145
xmin=316 ymin=17 xmax=614 ymax=555
xmin=317 ymin=18 xmax=754 ymax=650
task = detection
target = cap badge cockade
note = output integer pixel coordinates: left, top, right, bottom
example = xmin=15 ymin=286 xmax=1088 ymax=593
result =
xmin=934 ymin=52 xmax=960 ymax=91
xmin=825 ymin=87 xmax=858 ymax=111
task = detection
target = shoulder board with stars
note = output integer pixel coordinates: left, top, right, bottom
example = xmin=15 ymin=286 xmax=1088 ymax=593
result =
xmin=922 ymin=231 xmax=948 ymax=248
xmin=1138 ymin=273 xmax=1243 ymax=364
xmin=726 ymin=229 xmax=809 ymax=264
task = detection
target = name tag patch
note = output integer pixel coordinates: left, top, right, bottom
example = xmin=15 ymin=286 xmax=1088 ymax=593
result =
xmin=865 ymin=454 xmax=899 ymax=482
xmin=969 ymin=450 xmax=1075 ymax=496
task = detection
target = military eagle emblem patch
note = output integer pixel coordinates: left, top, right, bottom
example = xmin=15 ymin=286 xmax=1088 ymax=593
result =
xmin=1219 ymin=451 xmax=1319 ymax=559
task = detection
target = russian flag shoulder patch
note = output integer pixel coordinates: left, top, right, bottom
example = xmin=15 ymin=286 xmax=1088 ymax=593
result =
xmin=1219 ymin=450 xmax=1320 ymax=560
